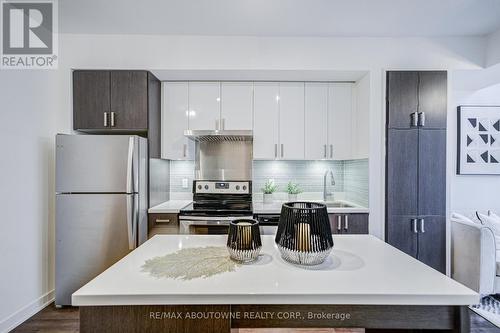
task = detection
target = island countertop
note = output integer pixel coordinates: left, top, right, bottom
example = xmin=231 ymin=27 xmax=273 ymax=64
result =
xmin=72 ymin=235 xmax=478 ymax=307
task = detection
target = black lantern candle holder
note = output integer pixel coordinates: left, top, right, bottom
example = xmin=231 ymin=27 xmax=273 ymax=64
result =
xmin=227 ymin=219 xmax=262 ymax=263
xmin=275 ymin=202 xmax=333 ymax=265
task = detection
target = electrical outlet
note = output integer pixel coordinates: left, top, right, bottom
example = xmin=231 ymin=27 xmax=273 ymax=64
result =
xmin=182 ymin=178 xmax=188 ymax=188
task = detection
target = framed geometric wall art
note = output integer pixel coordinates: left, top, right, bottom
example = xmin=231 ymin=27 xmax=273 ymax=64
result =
xmin=457 ymin=106 xmax=500 ymax=175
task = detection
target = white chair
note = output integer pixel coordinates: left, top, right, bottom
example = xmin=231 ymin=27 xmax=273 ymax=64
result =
xmin=451 ymin=217 xmax=500 ymax=295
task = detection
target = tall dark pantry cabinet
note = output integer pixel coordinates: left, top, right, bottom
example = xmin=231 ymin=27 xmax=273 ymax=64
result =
xmin=385 ymin=71 xmax=447 ymax=273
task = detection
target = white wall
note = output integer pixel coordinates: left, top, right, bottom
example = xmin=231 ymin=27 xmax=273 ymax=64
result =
xmin=0 ymin=70 xmax=66 ymax=331
xmin=0 ymin=33 xmax=487 ymax=331
xmin=485 ymin=28 xmax=500 ymax=67
xmin=450 ymin=68 xmax=500 ymax=215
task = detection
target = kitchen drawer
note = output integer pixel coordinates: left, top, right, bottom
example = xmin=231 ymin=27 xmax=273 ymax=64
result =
xmin=329 ymin=213 xmax=369 ymax=234
xmin=148 ymin=213 xmax=179 ymax=237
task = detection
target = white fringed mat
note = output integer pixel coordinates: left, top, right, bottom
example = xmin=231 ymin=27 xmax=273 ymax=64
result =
xmin=141 ymin=246 xmax=239 ymax=280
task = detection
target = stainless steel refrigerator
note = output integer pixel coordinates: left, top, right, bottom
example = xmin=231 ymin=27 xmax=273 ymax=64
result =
xmin=55 ymin=134 xmax=148 ymax=306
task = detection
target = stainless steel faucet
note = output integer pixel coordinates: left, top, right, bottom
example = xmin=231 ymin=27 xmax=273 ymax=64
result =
xmin=323 ymin=169 xmax=336 ymax=202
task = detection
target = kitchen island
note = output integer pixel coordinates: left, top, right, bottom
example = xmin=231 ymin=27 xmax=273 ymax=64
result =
xmin=73 ymin=235 xmax=478 ymax=332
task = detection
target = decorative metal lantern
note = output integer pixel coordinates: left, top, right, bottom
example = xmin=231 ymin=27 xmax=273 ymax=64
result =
xmin=227 ymin=219 xmax=262 ymax=263
xmin=275 ymin=202 xmax=333 ymax=265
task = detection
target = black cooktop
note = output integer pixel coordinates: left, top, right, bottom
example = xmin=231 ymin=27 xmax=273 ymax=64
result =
xmin=180 ymin=200 xmax=253 ymax=217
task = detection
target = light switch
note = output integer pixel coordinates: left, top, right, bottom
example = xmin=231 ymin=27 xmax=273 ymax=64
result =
xmin=182 ymin=178 xmax=188 ymax=188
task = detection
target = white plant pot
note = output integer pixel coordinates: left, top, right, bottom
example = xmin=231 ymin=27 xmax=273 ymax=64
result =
xmin=288 ymin=194 xmax=298 ymax=202
xmin=263 ymin=193 xmax=274 ymax=204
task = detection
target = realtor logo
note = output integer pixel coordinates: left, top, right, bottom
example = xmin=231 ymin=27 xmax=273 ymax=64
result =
xmin=1 ymin=0 xmax=58 ymax=69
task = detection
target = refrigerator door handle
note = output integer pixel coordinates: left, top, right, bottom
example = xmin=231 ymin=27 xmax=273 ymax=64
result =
xmin=126 ymin=137 xmax=134 ymax=194
xmin=126 ymin=195 xmax=136 ymax=250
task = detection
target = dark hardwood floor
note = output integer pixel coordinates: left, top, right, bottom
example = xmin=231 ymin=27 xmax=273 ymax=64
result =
xmin=10 ymin=303 xmax=500 ymax=333
xmin=11 ymin=304 xmax=79 ymax=333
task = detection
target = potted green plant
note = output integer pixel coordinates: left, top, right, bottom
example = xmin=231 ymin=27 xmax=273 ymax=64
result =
xmin=262 ymin=180 xmax=277 ymax=204
xmin=286 ymin=181 xmax=302 ymax=201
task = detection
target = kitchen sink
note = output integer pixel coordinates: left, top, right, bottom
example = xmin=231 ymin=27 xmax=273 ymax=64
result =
xmin=324 ymin=201 xmax=355 ymax=208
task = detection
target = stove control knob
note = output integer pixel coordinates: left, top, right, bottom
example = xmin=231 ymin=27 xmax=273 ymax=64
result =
xmin=204 ymin=185 xmax=209 ymax=190
xmin=197 ymin=185 xmax=202 ymax=190
xmin=242 ymin=185 xmax=247 ymax=191
xmin=236 ymin=185 xmax=240 ymax=190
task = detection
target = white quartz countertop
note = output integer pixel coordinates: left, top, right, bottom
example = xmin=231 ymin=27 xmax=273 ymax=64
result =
xmin=72 ymin=235 xmax=477 ymax=306
xmin=148 ymin=200 xmax=192 ymax=213
xmin=253 ymin=200 xmax=369 ymax=214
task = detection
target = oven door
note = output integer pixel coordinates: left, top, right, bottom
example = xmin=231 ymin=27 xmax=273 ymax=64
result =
xmin=179 ymin=216 xmax=253 ymax=235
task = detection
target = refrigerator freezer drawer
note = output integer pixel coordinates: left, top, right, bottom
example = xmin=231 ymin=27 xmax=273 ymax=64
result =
xmin=55 ymin=193 xmax=136 ymax=306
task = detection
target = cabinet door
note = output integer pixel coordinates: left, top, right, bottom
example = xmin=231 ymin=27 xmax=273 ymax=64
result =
xmin=417 ymin=215 xmax=446 ymax=273
xmin=418 ymin=71 xmax=447 ymax=129
xmin=386 ymin=129 xmax=418 ymax=216
xmin=418 ymin=130 xmax=446 ymax=216
xmin=386 ymin=215 xmax=418 ymax=258
xmin=110 ymin=71 xmax=148 ymax=130
xmin=73 ymin=70 xmax=111 ymax=130
xmin=386 ymin=71 xmax=418 ymax=129
xmin=279 ymin=82 xmax=305 ymax=159
xmin=328 ymin=83 xmax=353 ymax=160
xmin=343 ymin=214 xmax=369 ymax=234
xmin=162 ymin=82 xmax=193 ymax=160
xmin=305 ymin=83 xmax=328 ymax=160
xmin=328 ymin=214 xmax=343 ymax=234
xmin=253 ymin=82 xmax=280 ymax=159
xmin=188 ymin=82 xmax=221 ymax=130
xmin=221 ymin=82 xmax=253 ymax=130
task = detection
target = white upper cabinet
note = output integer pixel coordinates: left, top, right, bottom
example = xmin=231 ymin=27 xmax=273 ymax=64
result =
xmin=221 ymin=82 xmax=253 ymax=130
xmin=162 ymin=80 xmax=363 ymax=161
xmin=162 ymin=82 xmax=193 ymax=160
xmin=188 ymin=82 xmax=221 ymax=130
xmin=305 ymin=83 xmax=328 ymax=160
xmin=328 ymin=83 xmax=353 ymax=160
xmin=253 ymin=82 xmax=280 ymax=159
xmin=279 ymin=82 xmax=305 ymax=160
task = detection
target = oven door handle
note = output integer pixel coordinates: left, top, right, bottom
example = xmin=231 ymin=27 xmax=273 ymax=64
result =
xmin=179 ymin=215 xmax=253 ymax=221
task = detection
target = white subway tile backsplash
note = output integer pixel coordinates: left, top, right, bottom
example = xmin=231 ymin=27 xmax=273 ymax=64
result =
xmin=168 ymin=158 xmax=369 ymax=207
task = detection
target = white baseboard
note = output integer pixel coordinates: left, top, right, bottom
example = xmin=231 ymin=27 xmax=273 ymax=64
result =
xmin=0 ymin=289 xmax=55 ymax=333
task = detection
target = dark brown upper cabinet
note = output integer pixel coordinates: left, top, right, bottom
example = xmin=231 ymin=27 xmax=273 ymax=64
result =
xmin=109 ymin=71 xmax=148 ymax=130
xmin=387 ymin=71 xmax=447 ymax=129
xmin=73 ymin=71 xmax=111 ymax=130
xmin=73 ymin=70 xmax=161 ymax=158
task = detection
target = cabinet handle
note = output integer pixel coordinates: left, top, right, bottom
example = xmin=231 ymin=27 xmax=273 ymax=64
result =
xmin=412 ymin=218 xmax=418 ymax=233
xmin=410 ymin=111 xmax=418 ymax=127
xmin=215 ymin=119 xmax=219 ymax=130
xmin=337 ymin=216 xmax=342 ymax=232
xmin=103 ymin=112 xmax=108 ymax=127
xmin=419 ymin=218 xmax=425 ymax=233
xmin=330 ymin=145 xmax=333 ymax=159
xmin=344 ymin=215 xmax=349 ymax=230
xmin=281 ymin=144 xmax=284 ymax=158
xmin=418 ymin=112 xmax=426 ymax=127
xmin=156 ymin=219 xmax=171 ymax=224
xmin=274 ymin=144 xmax=277 ymax=158
xmin=183 ymin=144 xmax=187 ymax=158
xmin=110 ymin=112 xmax=116 ymax=127
xmin=222 ymin=118 xmax=225 ymax=130
xmin=324 ymin=144 xmax=327 ymax=158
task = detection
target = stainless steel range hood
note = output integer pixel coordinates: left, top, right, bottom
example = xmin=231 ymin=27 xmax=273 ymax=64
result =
xmin=184 ymin=130 xmax=253 ymax=142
